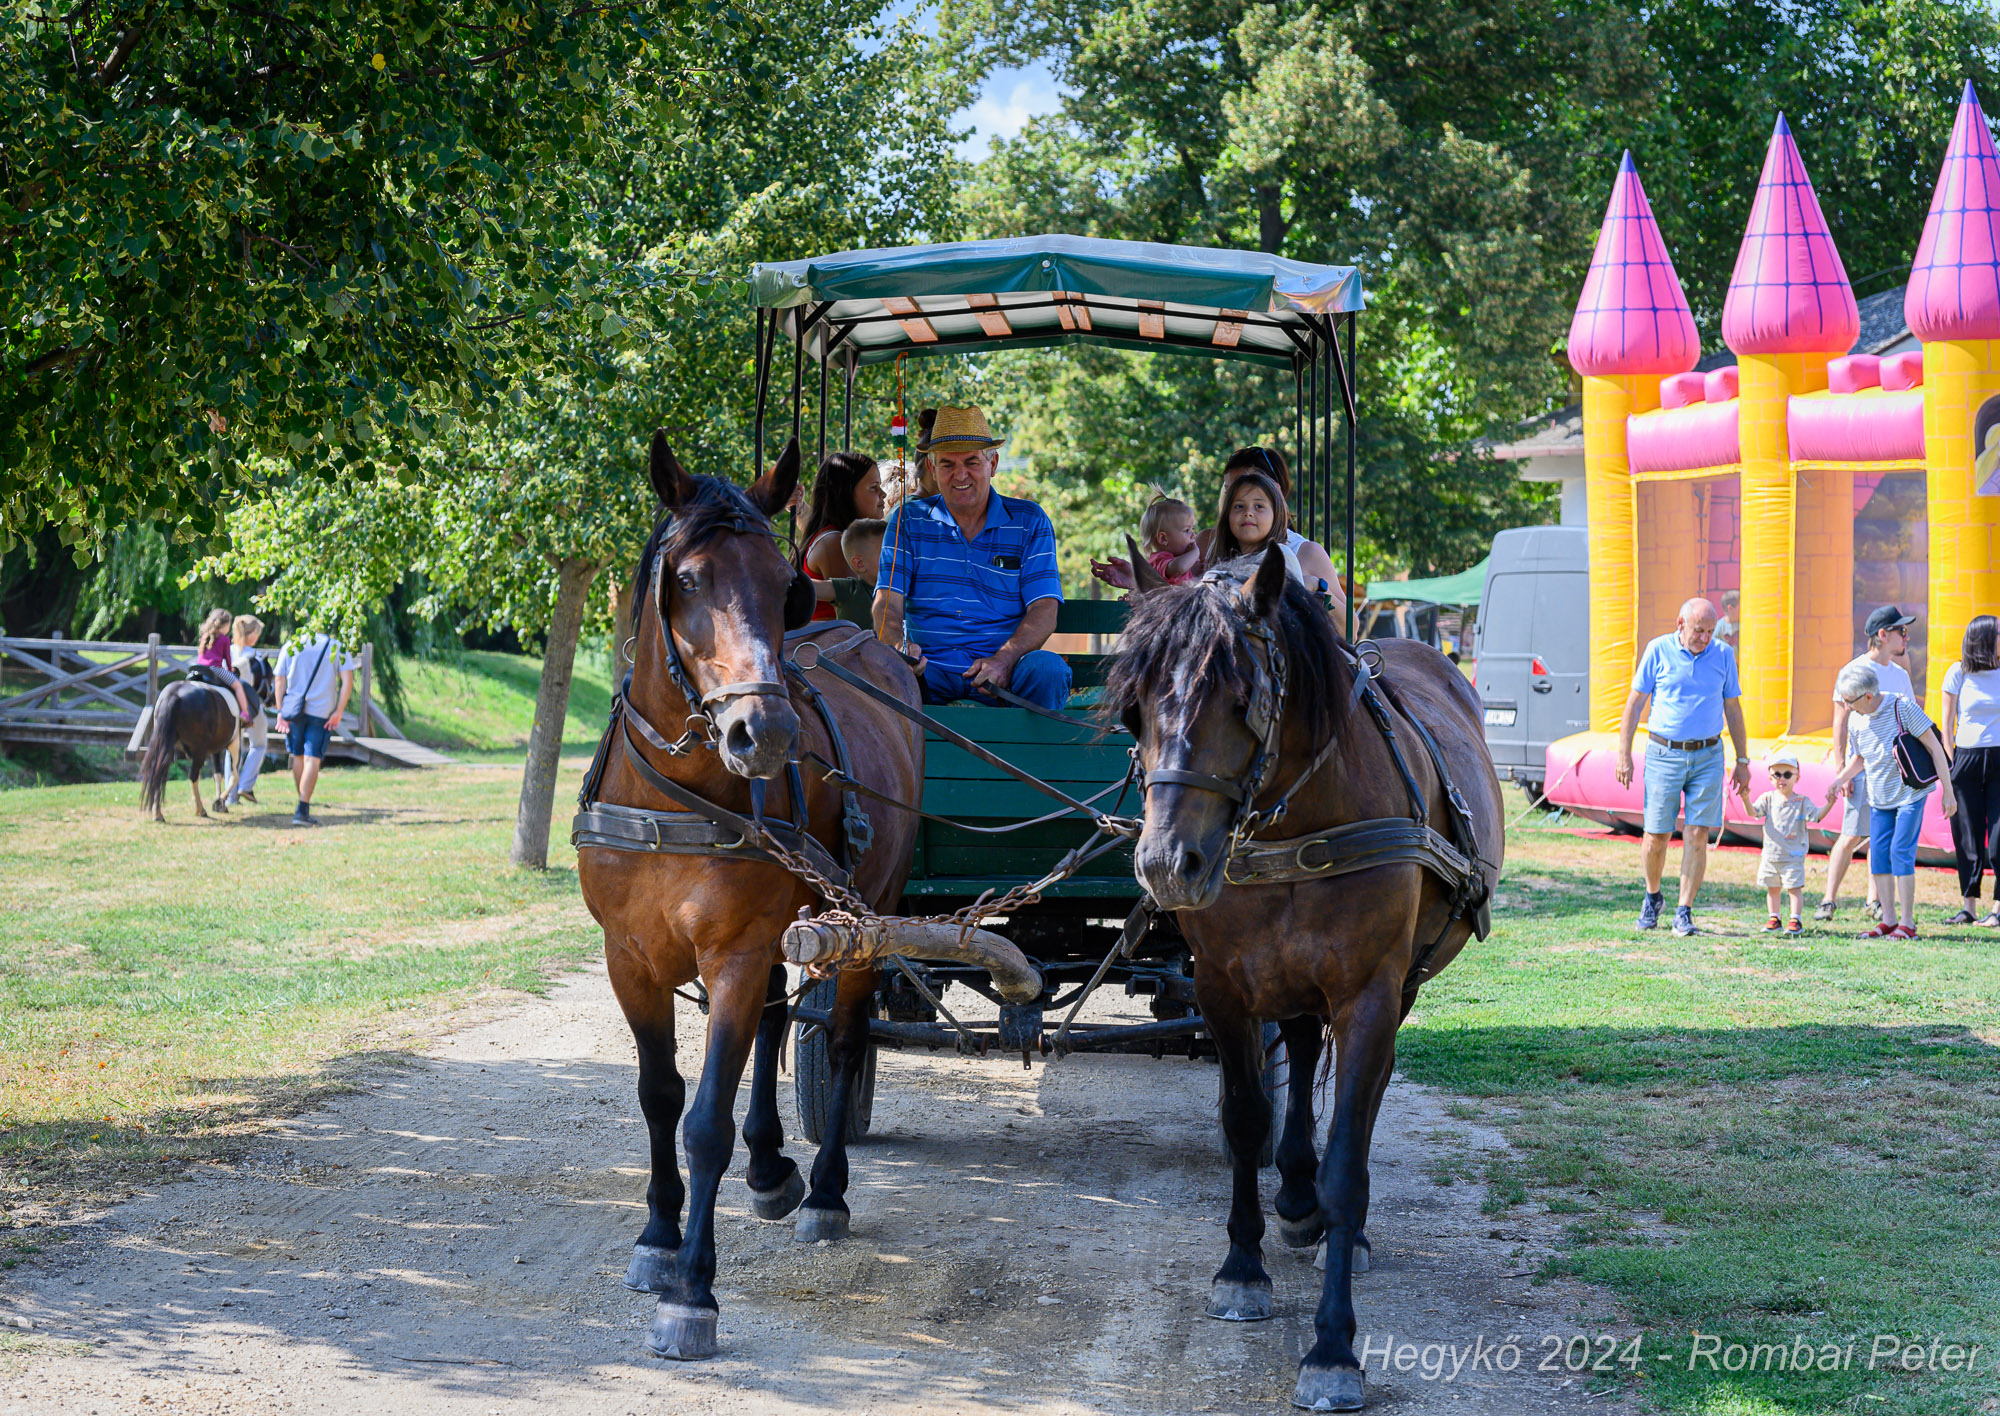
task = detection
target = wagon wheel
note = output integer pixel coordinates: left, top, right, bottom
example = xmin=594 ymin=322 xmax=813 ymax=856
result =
xmin=1216 ymin=1021 xmax=1288 ymax=1170
xmin=794 ymin=975 xmax=878 ymax=1145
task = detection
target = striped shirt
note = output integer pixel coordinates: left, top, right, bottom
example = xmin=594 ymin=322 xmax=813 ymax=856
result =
xmin=1846 ymin=693 xmax=1936 ymax=810
xmin=878 ymin=490 xmax=1063 ymax=659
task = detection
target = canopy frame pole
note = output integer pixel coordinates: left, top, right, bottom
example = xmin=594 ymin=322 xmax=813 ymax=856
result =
xmin=1306 ymin=338 xmax=1319 ymax=547
xmin=1321 ymin=316 xmax=1335 ymax=573
xmin=1293 ymin=359 xmax=1305 ymax=492
xmin=817 ymin=342 xmax=829 ymax=465
xmin=791 ymin=316 xmax=805 ymax=450
xmin=1343 ymin=312 xmax=1358 ymax=642
xmin=842 ymin=351 xmax=855 ymax=452
xmin=753 ymin=308 xmax=773 ymax=485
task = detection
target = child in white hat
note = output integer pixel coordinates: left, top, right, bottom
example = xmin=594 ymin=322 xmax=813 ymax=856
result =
xmin=1740 ymin=747 xmax=1828 ymax=933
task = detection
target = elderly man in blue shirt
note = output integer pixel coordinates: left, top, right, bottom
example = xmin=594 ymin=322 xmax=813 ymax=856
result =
xmin=871 ymin=406 xmax=1072 ymax=712
xmin=1614 ymin=597 xmax=1753 ymax=935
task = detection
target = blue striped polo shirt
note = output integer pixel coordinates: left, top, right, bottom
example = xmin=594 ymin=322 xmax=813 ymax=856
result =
xmin=878 ymin=489 xmax=1064 ymax=659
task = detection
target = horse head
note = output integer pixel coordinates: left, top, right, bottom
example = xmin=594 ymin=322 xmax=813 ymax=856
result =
xmin=1108 ymin=544 xmax=1341 ymax=910
xmin=637 ymin=430 xmax=805 ymax=780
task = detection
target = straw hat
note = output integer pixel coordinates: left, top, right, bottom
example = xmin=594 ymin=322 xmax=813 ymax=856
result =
xmin=917 ymin=405 xmax=1005 ymax=452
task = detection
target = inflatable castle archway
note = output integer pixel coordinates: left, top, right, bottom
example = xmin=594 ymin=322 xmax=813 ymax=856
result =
xmin=1546 ymin=82 xmax=2000 ymax=855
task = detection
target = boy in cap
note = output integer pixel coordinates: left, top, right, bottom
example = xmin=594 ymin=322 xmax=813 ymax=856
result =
xmin=1741 ymin=747 xmax=1828 ymax=933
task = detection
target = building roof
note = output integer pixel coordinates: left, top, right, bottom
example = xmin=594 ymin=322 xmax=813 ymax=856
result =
xmin=1721 ymin=115 xmax=1859 ymax=355
xmin=1566 ymin=153 xmax=1701 ymax=377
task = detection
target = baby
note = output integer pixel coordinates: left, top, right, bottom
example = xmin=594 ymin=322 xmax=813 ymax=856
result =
xmin=1740 ymin=747 xmax=1828 ymax=933
xmin=1139 ymin=496 xmax=1199 ymax=585
xmin=841 ymin=518 xmax=886 ymax=587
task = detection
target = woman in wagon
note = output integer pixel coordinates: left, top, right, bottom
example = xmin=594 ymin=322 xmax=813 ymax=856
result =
xmin=1824 ymin=660 xmax=1956 ymax=939
xmin=871 ymin=405 xmax=1072 ymax=712
xmin=797 ymin=450 xmax=885 ymax=622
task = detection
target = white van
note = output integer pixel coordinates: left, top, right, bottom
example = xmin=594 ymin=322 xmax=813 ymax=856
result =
xmin=1472 ymin=526 xmax=1589 ymax=800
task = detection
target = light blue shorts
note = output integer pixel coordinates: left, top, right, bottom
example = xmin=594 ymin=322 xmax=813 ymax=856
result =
xmin=1643 ymin=740 xmax=1726 ymax=835
xmin=1868 ymin=800 xmax=1926 ymax=877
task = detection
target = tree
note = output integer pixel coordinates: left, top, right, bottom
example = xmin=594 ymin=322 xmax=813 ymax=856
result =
xmin=204 ymin=0 xmax=968 ymax=868
xmin=1 ymin=0 xmax=706 ymax=551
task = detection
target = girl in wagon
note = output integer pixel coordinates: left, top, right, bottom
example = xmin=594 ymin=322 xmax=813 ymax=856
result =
xmin=1208 ymin=469 xmax=1304 ymax=582
xmin=193 ymin=607 xmax=254 ymax=723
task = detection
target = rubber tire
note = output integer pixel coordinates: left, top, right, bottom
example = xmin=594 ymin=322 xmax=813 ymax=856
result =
xmin=1217 ymin=1021 xmax=1288 ymax=1169
xmin=794 ymin=976 xmax=877 ymax=1145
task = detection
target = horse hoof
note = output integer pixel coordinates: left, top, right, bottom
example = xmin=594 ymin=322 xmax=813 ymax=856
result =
xmin=749 ymin=1169 xmax=806 ymax=1222
xmin=645 ymin=1301 xmax=717 ymax=1361
xmin=794 ymin=1206 xmax=849 ymax=1243
xmin=1205 ymin=1279 xmax=1274 ymax=1322
xmin=1292 ymin=1364 xmax=1364 ymax=1411
xmin=1312 ymin=1241 xmax=1371 ymax=1274
xmin=1277 ymin=1213 xmax=1325 ymax=1249
xmin=622 ymin=1243 xmax=677 ymax=1294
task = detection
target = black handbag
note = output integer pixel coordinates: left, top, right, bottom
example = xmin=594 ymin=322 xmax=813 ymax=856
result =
xmin=1890 ymin=697 xmax=1940 ymax=792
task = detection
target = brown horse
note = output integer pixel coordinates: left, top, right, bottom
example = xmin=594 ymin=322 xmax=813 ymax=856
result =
xmin=139 ymin=680 xmax=240 ymax=821
xmin=1106 ymin=547 xmax=1503 ymax=1412
xmin=576 ymin=432 xmax=923 ymax=1361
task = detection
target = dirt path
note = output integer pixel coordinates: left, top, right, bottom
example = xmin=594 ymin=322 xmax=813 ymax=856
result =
xmin=2 ymin=965 xmax=1638 ymax=1414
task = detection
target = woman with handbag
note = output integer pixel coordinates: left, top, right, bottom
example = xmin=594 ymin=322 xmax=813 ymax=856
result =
xmin=1942 ymin=614 xmax=2000 ymax=924
xmin=1826 ymin=660 xmax=1957 ymax=939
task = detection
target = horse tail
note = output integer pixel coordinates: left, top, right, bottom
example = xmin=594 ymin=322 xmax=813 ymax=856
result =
xmin=139 ymin=687 xmax=181 ymax=814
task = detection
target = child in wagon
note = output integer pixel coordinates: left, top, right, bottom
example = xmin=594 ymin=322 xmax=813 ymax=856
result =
xmin=1138 ymin=494 xmax=1200 ymax=585
xmin=1738 ymin=747 xmax=1827 ymax=933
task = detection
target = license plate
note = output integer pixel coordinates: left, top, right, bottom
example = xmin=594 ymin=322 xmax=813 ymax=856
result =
xmin=1484 ymin=708 xmax=1516 ymax=727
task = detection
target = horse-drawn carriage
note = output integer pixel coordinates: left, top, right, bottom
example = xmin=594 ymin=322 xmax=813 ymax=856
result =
xmin=572 ymin=234 xmax=1501 ymax=1412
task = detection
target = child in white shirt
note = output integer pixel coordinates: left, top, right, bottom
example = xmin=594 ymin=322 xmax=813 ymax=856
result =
xmin=1740 ymin=747 xmax=1828 ymax=934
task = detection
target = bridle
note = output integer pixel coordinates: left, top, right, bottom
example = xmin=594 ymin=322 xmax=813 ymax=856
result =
xmin=640 ymin=501 xmax=816 ymax=748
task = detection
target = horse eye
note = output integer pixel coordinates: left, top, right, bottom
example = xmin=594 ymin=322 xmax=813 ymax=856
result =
xmin=676 ymin=571 xmax=699 ymax=594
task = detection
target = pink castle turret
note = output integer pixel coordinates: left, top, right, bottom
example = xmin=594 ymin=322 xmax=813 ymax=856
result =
xmin=1906 ymin=80 xmax=2000 ymax=341
xmin=1721 ymin=115 xmax=1859 ymax=355
xmin=1568 ymin=153 xmax=1700 ymax=377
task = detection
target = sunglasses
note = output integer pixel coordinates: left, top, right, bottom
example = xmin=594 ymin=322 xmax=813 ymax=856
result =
xmin=1770 ymin=770 xmax=1795 ymax=779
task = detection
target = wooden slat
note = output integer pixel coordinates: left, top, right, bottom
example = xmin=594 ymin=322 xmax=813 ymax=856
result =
xmin=965 ymin=293 xmax=1013 ymax=338
xmin=1059 ymin=293 xmax=1091 ymax=331
xmin=881 ymin=296 xmax=938 ymax=345
xmin=1136 ymin=300 xmax=1166 ymax=340
xmin=1212 ymin=310 xmax=1247 ymax=349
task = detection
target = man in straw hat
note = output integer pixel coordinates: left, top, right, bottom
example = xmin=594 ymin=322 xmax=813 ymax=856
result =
xmin=873 ymin=406 xmax=1072 ymax=712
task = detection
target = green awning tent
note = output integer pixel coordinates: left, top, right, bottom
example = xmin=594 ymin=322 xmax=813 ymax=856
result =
xmin=1366 ymin=558 xmax=1488 ymax=608
xmin=753 ymin=234 xmax=1364 ymax=369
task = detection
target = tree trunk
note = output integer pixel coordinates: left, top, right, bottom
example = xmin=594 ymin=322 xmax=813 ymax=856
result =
xmin=1256 ymin=186 xmax=1288 ymax=254
xmin=609 ymin=573 xmax=634 ymax=685
xmin=511 ymin=557 xmax=600 ymax=870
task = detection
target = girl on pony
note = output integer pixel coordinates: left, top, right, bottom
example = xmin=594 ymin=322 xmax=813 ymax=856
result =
xmin=798 ymin=451 xmax=886 ymax=621
xmin=1209 ymin=469 xmax=1304 ymax=583
xmin=193 ymin=607 xmax=254 ymax=723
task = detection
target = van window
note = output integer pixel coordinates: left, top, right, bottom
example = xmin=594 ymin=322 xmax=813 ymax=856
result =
xmin=1532 ymin=574 xmax=1589 ymax=672
xmin=1478 ymin=574 xmax=1537 ymax=655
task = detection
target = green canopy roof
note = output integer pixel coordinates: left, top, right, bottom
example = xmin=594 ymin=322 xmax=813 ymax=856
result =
xmin=753 ymin=235 xmax=1364 ymax=369
xmin=1366 ymin=558 xmax=1488 ymax=608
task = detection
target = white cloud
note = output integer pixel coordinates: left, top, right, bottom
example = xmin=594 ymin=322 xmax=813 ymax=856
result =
xmin=957 ymin=65 xmax=1066 ymax=159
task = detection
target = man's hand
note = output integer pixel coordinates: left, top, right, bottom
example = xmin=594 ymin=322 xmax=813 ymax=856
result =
xmin=1614 ymin=749 xmax=1635 ymax=789
xmin=275 ymin=716 xmax=291 ymax=735
xmin=1730 ymin=759 xmax=1753 ymax=798
xmin=327 ymin=708 xmax=343 ymax=731
xmin=963 ymin=649 xmax=1020 ymax=693
xmin=899 ymin=641 xmax=928 ymax=674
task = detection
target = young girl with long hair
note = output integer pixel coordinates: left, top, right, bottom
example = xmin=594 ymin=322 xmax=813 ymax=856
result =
xmin=798 ymin=451 xmax=886 ymax=621
xmin=1209 ymin=469 xmax=1304 ymax=582
xmin=193 ymin=607 xmax=254 ymax=722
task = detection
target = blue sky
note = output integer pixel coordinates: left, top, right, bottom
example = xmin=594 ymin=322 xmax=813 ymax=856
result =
xmin=958 ymin=61 xmax=1066 ymax=159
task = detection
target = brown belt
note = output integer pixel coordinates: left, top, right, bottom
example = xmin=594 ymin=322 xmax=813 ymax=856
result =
xmin=1648 ymin=731 xmax=1721 ymax=751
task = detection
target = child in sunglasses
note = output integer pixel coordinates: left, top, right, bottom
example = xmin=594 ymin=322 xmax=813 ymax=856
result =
xmin=1741 ymin=747 xmax=1828 ymax=933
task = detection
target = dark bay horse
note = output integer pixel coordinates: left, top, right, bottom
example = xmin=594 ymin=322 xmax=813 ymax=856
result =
xmin=575 ymin=432 xmax=923 ymax=1361
xmin=1106 ymin=547 xmax=1503 ymax=1412
xmin=139 ymin=680 xmax=239 ymax=821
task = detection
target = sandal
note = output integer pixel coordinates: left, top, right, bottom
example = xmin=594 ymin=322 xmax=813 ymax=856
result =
xmin=1861 ymin=922 xmax=1898 ymax=939
xmin=1945 ymin=908 xmax=1977 ymax=925
xmin=1890 ymin=923 xmax=1918 ymax=940
xmin=1982 ymin=911 xmax=2000 ymax=928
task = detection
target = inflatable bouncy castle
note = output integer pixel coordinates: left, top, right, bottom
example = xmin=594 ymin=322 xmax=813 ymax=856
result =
xmin=1546 ymin=82 xmax=2000 ymax=855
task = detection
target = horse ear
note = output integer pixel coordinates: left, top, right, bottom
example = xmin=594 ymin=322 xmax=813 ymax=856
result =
xmin=1127 ymin=534 xmax=1168 ymax=596
xmin=1237 ymin=544 xmax=1288 ymax=620
xmin=648 ymin=429 xmax=695 ymax=508
xmin=749 ymin=437 xmax=801 ymax=517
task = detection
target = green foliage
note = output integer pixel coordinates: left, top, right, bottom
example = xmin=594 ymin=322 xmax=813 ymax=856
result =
xmin=0 ymin=0 xmax=707 ymax=550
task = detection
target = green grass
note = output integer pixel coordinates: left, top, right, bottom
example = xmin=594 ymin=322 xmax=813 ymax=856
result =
xmin=0 ymin=764 xmax=599 ymax=1215
xmin=396 ymin=645 xmax=617 ymax=756
xmin=1400 ymin=819 xmax=2000 ymax=1415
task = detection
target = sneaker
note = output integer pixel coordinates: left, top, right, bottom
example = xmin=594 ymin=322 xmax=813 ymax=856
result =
xmin=240 ymin=790 xmax=258 ymax=805
xmin=1762 ymin=915 xmax=1783 ymax=932
xmin=1813 ymin=900 xmax=1836 ymax=922
xmin=292 ymin=804 xmax=317 ymax=828
xmin=1672 ymin=905 xmax=1697 ymax=936
xmin=1862 ymin=922 xmax=1896 ymax=939
xmin=1868 ymin=898 xmax=1884 ymax=923
xmin=1786 ymin=917 xmax=1803 ymax=935
xmin=1637 ymin=892 xmax=1664 ymax=930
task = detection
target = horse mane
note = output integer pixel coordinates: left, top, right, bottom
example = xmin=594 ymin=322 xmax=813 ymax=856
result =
xmin=629 ymin=475 xmax=774 ymax=636
xmin=1102 ymin=569 xmax=1348 ymax=748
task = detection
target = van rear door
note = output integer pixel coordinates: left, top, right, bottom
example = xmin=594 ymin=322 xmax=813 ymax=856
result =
xmin=1525 ymin=568 xmax=1590 ymax=758
xmin=1476 ymin=571 xmax=1538 ymax=772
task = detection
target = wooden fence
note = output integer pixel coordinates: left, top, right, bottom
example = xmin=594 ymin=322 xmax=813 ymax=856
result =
xmin=0 ymin=636 xmax=447 ymax=768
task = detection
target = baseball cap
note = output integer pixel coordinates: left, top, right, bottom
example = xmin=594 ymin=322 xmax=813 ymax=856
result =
xmin=1766 ymin=748 xmax=1800 ymax=772
xmin=1864 ymin=605 xmax=1916 ymax=637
